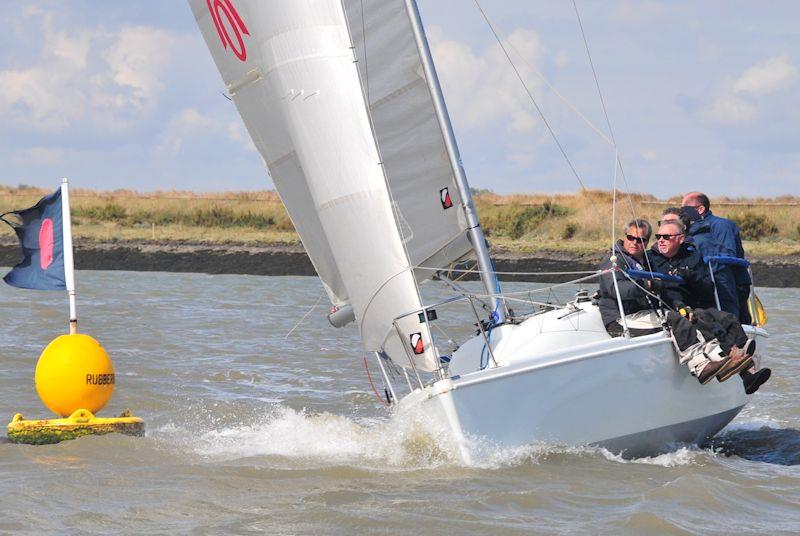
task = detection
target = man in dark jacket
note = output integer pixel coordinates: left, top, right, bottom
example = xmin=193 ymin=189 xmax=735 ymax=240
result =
xmin=648 ymin=220 xmax=716 ymax=311
xmin=597 ymin=219 xmax=658 ymax=336
xmin=682 ymin=192 xmax=751 ymax=322
xmin=649 ymin=219 xmax=755 ymax=385
xmin=682 ymin=192 xmax=769 ymax=393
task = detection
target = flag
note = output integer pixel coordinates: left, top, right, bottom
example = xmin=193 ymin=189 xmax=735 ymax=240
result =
xmin=1 ymin=189 xmax=66 ymax=290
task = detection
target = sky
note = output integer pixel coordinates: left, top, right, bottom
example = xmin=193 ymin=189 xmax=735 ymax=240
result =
xmin=0 ymin=1 xmax=797 ymax=199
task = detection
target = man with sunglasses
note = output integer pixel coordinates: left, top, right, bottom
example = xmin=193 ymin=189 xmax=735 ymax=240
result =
xmin=650 ymin=220 xmax=754 ymax=385
xmin=649 ymin=220 xmax=716 ymax=310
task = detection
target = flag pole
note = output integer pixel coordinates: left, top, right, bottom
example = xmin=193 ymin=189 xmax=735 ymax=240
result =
xmin=61 ymin=177 xmax=77 ymax=334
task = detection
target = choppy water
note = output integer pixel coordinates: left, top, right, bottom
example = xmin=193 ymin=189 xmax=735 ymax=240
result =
xmin=1 ymin=271 xmax=798 ymax=534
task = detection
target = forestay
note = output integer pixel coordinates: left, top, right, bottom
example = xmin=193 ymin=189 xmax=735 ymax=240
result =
xmin=189 ymin=0 xmax=472 ymax=371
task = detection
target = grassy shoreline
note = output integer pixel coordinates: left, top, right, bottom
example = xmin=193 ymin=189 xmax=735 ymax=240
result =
xmin=2 ymin=186 xmax=798 ymax=257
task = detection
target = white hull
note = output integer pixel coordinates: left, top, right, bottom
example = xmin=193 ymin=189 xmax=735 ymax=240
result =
xmin=397 ymin=303 xmax=760 ymax=462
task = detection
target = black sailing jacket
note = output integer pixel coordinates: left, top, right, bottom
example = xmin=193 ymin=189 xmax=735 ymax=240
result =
xmin=649 ymin=243 xmax=716 ymax=310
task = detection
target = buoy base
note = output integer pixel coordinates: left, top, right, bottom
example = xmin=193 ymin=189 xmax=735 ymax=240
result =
xmin=7 ymin=409 xmax=145 ymax=445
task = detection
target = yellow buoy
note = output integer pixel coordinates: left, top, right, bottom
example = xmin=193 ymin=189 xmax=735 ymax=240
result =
xmin=35 ymin=333 xmax=115 ymax=417
xmin=7 ymin=409 xmax=144 ymax=445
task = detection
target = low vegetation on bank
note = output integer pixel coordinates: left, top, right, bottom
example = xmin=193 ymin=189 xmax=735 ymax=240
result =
xmin=1 ymin=185 xmax=798 ymax=257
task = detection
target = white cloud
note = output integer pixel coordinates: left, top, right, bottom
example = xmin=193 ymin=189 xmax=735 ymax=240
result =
xmin=157 ymin=108 xmax=216 ymax=155
xmin=732 ymin=53 xmax=798 ymax=96
xmin=701 ymin=94 xmax=756 ymax=126
xmin=701 ymin=54 xmax=797 ymax=127
xmin=554 ymin=50 xmax=570 ymax=70
xmin=0 ymin=10 xmax=174 ymax=132
xmin=642 ymin=149 xmax=657 ymax=161
xmin=102 ymin=26 xmax=174 ymax=112
xmin=431 ymin=27 xmax=545 ymax=135
xmin=12 ymin=146 xmax=67 ymax=165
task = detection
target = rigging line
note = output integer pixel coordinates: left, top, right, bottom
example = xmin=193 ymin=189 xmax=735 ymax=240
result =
xmin=284 ymin=289 xmax=326 ymax=339
xmin=472 ymin=0 xmax=587 ymax=191
xmin=572 ymin=0 xmax=616 ymax=146
xmin=571 ymin=0 xmax=643 ymax=257
xmin=612 ymin=148 xmax=619 ymax=249
xmin=418 ymin=265 xmax=599 ymax=277
xmin=480 ymin=14 xmax=613 ymax=147
xmin=468 ymin=271 xmax=604 ymax=296
xmin=571 ymin=0 xmax=643 ymax=234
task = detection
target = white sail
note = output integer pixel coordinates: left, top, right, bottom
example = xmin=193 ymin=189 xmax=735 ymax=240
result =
xmin=342 ymin=0 xmax=473 ymax=277
xmin=189 ymin=0 xmax=451 ymax=370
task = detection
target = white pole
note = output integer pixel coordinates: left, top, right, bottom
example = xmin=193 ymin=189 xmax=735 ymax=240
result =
xmin=61 ymin=177 xmax=77 ymax=334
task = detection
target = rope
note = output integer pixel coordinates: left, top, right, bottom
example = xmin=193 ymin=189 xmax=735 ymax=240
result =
xmin=284 ymin=289 xmax=326 ymax=339
xmin=363 ymin=355 xmax=390 ymax=406
xmin=572 ymin=0 xmax=617 ymax=146
xmin=472 ymin=0 xmax=586 ymax=191
xmin=417 ymin=264 xmax=600 ymax=277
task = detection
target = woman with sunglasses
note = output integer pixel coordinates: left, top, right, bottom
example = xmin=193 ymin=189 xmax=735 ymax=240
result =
xmin=597 ymin=219 xmax=659 ymax=337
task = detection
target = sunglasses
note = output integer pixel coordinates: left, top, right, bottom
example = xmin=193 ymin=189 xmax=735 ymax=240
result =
xmin=625 ymin=234 xmax=648 ymax=243
xmin=655 ymin=233 xmax=683 ymax=240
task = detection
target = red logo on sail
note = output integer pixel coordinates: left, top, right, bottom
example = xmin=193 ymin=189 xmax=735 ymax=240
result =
xmin=440 ymin=187 xmax=453 ymax=209
xmin=206 ymin=0 xmax=250 ymax=61
xmin=38 ymin=218 xmax=54 ymax=270
xmin=410 ymin=333 xmax=425 ymax=355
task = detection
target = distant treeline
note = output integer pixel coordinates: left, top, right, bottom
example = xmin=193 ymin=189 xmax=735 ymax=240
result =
xmin=1 ymin=185 xmax=798 ymax=253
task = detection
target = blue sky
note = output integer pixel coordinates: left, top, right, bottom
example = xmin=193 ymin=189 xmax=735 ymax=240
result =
xmin=0 ymin=1 xmax=797 ymax=198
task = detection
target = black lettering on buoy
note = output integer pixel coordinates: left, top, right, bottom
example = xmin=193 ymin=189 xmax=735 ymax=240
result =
xmin=85 ymin=373 xmax=115 ymax=386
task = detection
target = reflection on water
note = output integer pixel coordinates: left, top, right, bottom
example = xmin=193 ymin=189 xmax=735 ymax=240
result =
xmin=0 ymin=271 xmax=798 ymax=533
xmin=710 ymin=426 xmax=800 ymax=466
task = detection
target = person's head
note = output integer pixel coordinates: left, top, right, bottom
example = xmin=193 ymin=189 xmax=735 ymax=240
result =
xmin=655 ymin=220 xmax=685 ymax=258
xmin=681 ymin=192 xmax=710 ymax=221
xmin=622 ymin=219 xmax=651 ymax=259
xmin=660 ymin=207 xmax=691 ymax=230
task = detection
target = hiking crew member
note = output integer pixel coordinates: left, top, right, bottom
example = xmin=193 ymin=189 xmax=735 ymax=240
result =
xmin=649 ymin=220 xmax=716 ymax=311
xmin=682 ymin=192 xmax=751 ymax=322
xmin=682 ymin=193 xmax=770 ymax=393
xmin=597 ymin=219 xmax=660 ymax=337
xmin=649 ymin=220 xmax=754 ymax=385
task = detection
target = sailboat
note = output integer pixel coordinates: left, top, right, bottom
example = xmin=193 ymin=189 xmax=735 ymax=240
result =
xmin=188 ymin=0 xmax=766 ymax=461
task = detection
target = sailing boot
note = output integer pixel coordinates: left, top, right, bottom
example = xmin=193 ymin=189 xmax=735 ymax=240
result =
xmin=716 ymin=347 xmax=753 ymax=383
xmin=741 ymin=367 xmax=771 ymax=395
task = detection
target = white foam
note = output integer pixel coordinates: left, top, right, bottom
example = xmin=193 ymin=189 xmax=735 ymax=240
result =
xmin=722 ymin=417 xmax=783 ymax=432
xmin=156 ymin=404 xmax=465 ymax=469
xmin=597 ymin=446 xmax=701 ymax=467
xmin=155 ymin=404 xmax=708 ymax=470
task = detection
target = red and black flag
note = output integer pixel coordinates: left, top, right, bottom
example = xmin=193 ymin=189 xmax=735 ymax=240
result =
xmin=1 ymin=189 xmax=66 ymax=290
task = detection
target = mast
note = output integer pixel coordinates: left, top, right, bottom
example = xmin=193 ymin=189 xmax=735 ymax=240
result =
xmin=403 ymin=0 xmax=506 ymax=323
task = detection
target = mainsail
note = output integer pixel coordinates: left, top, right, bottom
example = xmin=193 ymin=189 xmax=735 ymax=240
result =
xmin=189 ymin=0 xmax=474 ymax=371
